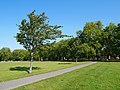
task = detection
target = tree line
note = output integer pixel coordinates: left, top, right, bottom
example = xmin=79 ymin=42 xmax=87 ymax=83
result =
xmin=0 ymin=48 xmax=29 ymax=61
xmin=0 ymin=21 xmax=120 ymax=62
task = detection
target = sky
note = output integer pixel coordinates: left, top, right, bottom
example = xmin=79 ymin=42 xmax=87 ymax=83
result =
xmin=0 ymin=0 xmax=120 ymax=50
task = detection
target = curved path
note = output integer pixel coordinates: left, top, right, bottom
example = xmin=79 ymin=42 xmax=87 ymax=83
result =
xmin=0 ymin=62 xmax=97 ymax=90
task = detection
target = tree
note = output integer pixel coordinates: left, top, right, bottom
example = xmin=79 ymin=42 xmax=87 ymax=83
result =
xmin=0 ymin=47 xmax=12 ymax=61
xmin=0 ymin=50 xmax=2 ymax=61
xmin=77 ymin=21 xmax=103 ymax=60
xmin=37 ymin=45 xmax=51 ymax=61
xmin=71 ymin=39 xmax=96 ymax=61
xmin=51 ymin=40 xmax=69 ymax=61
xmin=103 ymin=23 xmax=117 ymax=60
xmin=12 ymin=49 xmax=29 ymax=61
xmin=78 ymin=43 xmax=96 ymax=60
xmin=115 ymin=24 xmax=120 ymax=56
xmin=16 ymin=10 xmax=64 ymax=73
xmin=66 ymin=38 xmax=77 ymax=61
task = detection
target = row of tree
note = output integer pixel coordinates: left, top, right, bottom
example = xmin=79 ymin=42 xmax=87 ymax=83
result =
xmin=0 ymin=21 xmax=119 ymax=62
xmin=34 ymin=21 xmax=120 ymax=62
xmin=0 ymin=48 xmax=29 ymax=61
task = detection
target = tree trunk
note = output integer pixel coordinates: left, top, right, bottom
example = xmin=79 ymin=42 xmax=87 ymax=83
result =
xmin=29 ymin=52 xmax=33 ymax=73
xmin=39 ymin=57 xmax=41 ymax=61
xmin=76 ymin=58 xmax=78 ymax=64
xmin=108 ymin=55 xmax=111 ymax=60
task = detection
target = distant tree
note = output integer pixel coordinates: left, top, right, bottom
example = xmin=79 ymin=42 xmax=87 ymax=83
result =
xmin=115 ymin=24 xmax=120 ymax=56
xmin=16 ymin=10 xmax=65 ymax=73
xmin=0 ymin=47 xmax=12 ymax=61
xmin=51 ymin=40 xmax=69 ymax=61
xmin=36 ymin=45 xmax=50 ymax=61
xmin=79 ymin=43 xmax=96 ymax=60
xmin=69 ymin=38 xmax=79 ymax=61
xmin=12 ymin=49 xmax=29 ymax=61
xmin=77 ymin=21 xmax=103 ymax=60
xmin=0 ymin=50 xmax=2 ymax=61
xmin=103 ymin=23 xmax=117 ymax=60
xmin=65 ymin=38 xmax=77 ymax=60
xmin=47 ymin=42 xmax=58 ymax=61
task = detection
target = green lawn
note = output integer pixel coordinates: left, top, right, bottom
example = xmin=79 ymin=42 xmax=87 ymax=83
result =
xmin=0 ymin=61 xmax=85 ymax=82
xmin=14 ymin=62 xmax=120 ymax=90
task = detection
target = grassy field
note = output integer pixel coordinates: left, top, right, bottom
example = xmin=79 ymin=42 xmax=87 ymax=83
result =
xmin=14 ymin=62 xmax=120 ymax=90
xmin=0 ymin=61 xmax=86 ymax=82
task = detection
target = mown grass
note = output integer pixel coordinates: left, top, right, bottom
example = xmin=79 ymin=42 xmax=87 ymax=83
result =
xmin=0 ymin=61 xmax=85 ymax=82
xmin=14 ymin=62 xmax=120 ymax=90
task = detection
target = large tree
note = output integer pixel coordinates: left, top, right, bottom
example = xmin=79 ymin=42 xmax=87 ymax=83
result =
xmin=115 ymin=24 xmax=120 ymax=56
xmin=16 ymin=10 xmax=64 ymax=73
xmin=77 ymin=21 xmax=103 ymax=60
xmin=103 ymin=23 xmax=117 ymax=60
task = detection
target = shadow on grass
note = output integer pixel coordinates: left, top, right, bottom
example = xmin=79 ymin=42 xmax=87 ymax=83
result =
xmin=58 ymin=63 xmax=72 ymax=64
xmin=10 ymin=66 xmax=41 ymax=72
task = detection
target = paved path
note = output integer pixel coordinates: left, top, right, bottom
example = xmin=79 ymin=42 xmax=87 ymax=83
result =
xmin=0 ymin=62 xmax=97 ymax=90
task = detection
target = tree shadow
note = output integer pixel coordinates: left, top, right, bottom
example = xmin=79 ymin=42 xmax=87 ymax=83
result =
xmin=58 ymin=63 xmax=72 ymax=64
xmin=10 ymin=66 xmax=41 ymax=72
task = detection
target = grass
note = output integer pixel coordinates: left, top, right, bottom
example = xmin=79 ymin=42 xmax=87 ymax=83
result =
xmin=14 ymin=62 xmax=120 ymax=90
xmin=0 ymin=61 xmax=86 ymax=82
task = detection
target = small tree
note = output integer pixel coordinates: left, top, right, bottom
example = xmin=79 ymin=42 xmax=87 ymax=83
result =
xmin=16 ymin=10 xmax=64 ymax=73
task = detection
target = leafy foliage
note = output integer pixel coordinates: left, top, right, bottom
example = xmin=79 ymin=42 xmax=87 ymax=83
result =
xmin=12 ymin=49 xmax=29 ymax=61
xmin=0 ymin=47 xmax=12 ymax=61
xmin=16 ymin=10 xmax=65 ymax=73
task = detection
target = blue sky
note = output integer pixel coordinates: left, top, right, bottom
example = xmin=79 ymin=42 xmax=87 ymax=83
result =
xmin=0 ymin=0 xmax=120 ymax=50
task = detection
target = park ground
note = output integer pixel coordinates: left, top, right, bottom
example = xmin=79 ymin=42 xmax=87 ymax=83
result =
xmin=0 ymin=61 xmax=86 ymax=82
xmin=1 ymin=61 xmax=120 ymax=90
xmin=13 ymin=62 xmax=120 ymax=90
